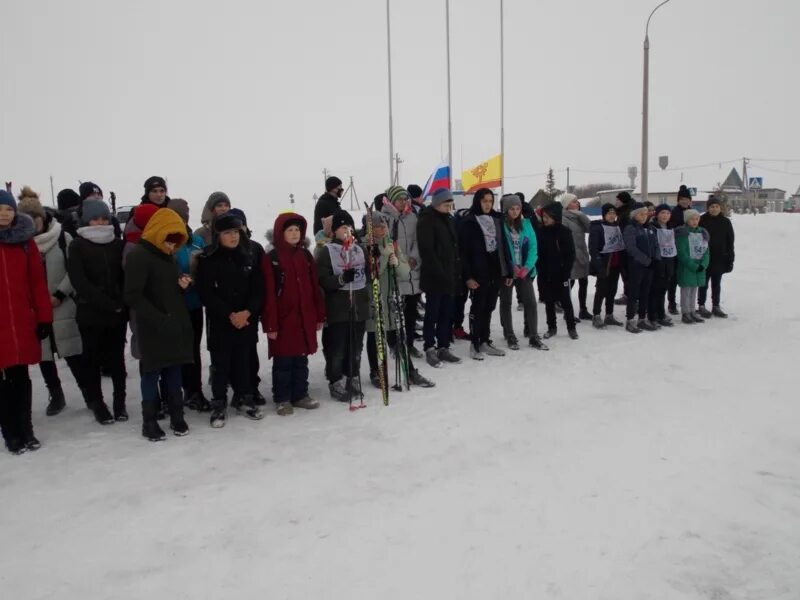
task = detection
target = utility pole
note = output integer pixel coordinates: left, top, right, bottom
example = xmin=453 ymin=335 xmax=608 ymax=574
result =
xmin=393 ymin=153 xmax=403 ymax=185
xmin=566 ymin=167 xmax=570 ymax=193
xmin=49 ymin=175 xmax=56 ymax=207
xmin=322 ymin=168 xmax=329 ymax=185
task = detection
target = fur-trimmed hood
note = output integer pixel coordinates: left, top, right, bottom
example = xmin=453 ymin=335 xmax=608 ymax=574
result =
xmin=0 ymin=212 xmax=36 ymax=245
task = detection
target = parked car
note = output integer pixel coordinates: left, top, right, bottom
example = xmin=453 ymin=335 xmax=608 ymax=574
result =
xmin=115 ymin=205 xmax=136 ymax=224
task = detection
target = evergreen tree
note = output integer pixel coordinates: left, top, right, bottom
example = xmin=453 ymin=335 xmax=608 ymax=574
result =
xmin=545 ymin=168 xmax=557 ymax=199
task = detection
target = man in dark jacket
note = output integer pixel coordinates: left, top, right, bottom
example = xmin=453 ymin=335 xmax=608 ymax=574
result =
xmin=417 ymin=188 xmax=462 ymax=367
xmin=697 ymin=196 xmax=735 ymax=318
xmin=55 ymin=188 xmax=82 ymax=237
xmin=313 ymin=176 xmax=344 ymax=234
xmin=458 ymin=188 xmax=512 ymax=359
xmin=407 ymin=184 xmax=425 ymax=215
xmin=537 ymin=202 xmax=578 ymax=339
xmin=197 ymin=213 xmax=266 ymax=427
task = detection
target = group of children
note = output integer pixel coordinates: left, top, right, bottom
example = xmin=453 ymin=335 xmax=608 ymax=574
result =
xmin=0 ymin=177 xmax=735 ymax=454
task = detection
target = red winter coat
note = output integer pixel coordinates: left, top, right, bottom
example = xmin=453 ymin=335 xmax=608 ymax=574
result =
xmin=0 ymin=215 xmax=54 ymax=370
xmin=261 ymin=213 xmax=325 ymax=358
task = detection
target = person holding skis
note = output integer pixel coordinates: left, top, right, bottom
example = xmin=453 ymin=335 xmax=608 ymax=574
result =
xmin=675 ymin=209 xmax=711 ymax=324
xmin=417 ymin=188 xmax=463 ymax=367
xmin=458 ymin=188 xmax=512 ymax=360
xmin=697 ymin=196 xmax=735 ymax=318
xmin=588 ymin=204 xmax=626 ymax=329
xmin=560 ymin=193 xmax=592 ymax=321
xmin=498 ymin=194 xmax=547 ymax=350
xmin=18 ymin=188 xmax=86 ymax=415
xmin=648 ymin=204 xmax=678 ymax=327
xmin=0 ymin=190 xmax=52 ymax=454
xmin=363 ymin=211 xmax=435 ymax=390
xmin=537 ymin=202 xmax=578 ymax=340
xmin=316 ymin=209 xmax=370 ymax=401
xmin=623 ymin=202 xmax=660 ymax=333
xmin=196 ymin=212 xmax=265 ymax=427
xmin=125 ymin=208 xmax=193 ymax=441
xmin=262 ymin=213 xmax=326 ymax=415
xmin=68 ymin=199 xmax=128 ymax=425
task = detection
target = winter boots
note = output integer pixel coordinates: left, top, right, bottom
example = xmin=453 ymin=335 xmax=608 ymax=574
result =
xmin=93 ymin=400 xmax=115 ymax=426
xmin=681 ymin=314 xmax=695 ymax=325
xmin=637 ymin=319 xmax=657 ymax=332
xmin=185 ymin=390 xmax=212 ymax=412
xmin=604 ymin=314 xmax=624 ymax=327
xmin=210 ymin=399 xmax=228 ymax=428
xmin=529 ymin=336 xmax=549 ymax=351
xmin=113 ymin=394 xmax=128 ymax=422
xmin=167 ymin=393 xmax=189 ymax=436
xmin=567 ymin=329 xmax=579 ymax=340
xmin=697 ymin=305 xmax=713 ymax=319
xmin=45 ymin=384 xmax=66 ymax=417
xmin=234 ymin=395 xmax=265 ymax=420
xmin=657 ymin=317 xmax=674 ymax=327
xmin=626 ymin=319 xmax=642 ymax=334
xmin=329 ymin=380 xmax=347 ymax=400
xmin=578 ymin=308 xmax=593 ymax=321
xmin=592 ymin=315 xmax=606 ymax=329
xmin=141 ymin=399 xmax=166 ymax=442
xmin=480 ymin=342 xmax=505 ymax=357
xmin=506 ymin=335 xmax=520 ymax=351
xmin=691 ymin=312 xmax=705 ymax=323
xmin=425 ymin=348 xmax=442 ymax=368
xmin=543 ymin=328 xmax=557 ymax=339
xmin=470 ymin=346 xmax=485 ymax=361
xmin=437 ymin=347 xmax=462 ymax=364
xmin=292 ymin=396 xmax=320 ymax=410
xmin=408 ymin=369 xmax=435 ymax=388
xmin=276 ymin=402 xmax=294 ymax=416
xmin=712 ymin=306 xmax=728 ymax=318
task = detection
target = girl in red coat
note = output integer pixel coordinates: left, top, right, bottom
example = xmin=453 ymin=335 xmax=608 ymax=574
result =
xmin=262 ymin=213 xmax=325 ymax=415
xmin=0 ymin=190 xmax=53 ymax=454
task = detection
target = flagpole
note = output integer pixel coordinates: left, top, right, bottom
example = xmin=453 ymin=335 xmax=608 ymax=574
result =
xmin=500 ymin=0 xmax=505 ymax=197
xmin=446 ymin=0 xmax=454 ymax=190
xmin=386 ymin=0 xmax=395 ymax=186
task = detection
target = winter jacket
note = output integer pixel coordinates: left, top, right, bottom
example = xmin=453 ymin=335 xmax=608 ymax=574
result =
xmin=417 ymin=206 xmax=461 ymax=295
xmin=649 ymin=223 xmax=677 ymax=283
xmin=380 ymin=202 xmax=420 ymax=296
xmin=502 ymin=218 xmax=538 ymax=279
xmin=33 ymin=220 xmax=82 ymax=359
xmin=313 ymin=193 xmax=341 ymax=234
xmin=699 ymin=212 xmax=735 ymax=275
xmin=588 ymin=220 xmax=625 ymax=278
xmin=561 ymin=209 xmax=591 ymax=280
xmin=0 ymin=214 xmax=53 ymax=370
xmin=175 ymin=230 xmax=205 ymax=311
xmin=458 ymin=198 xmax=512 ymax=285
xmin=536 ymin=224 xmax=575 ymax=283
xmin=623 ymin=220 xmax=660 ymax=272
xmin=261 ymin=213 xmax=325 ymax=358
xmin=315 ymin=239 xmax=370 ymax=323
xmin=197 ymin=232 xmax=265 ymax=353
xmin=365 ymin=230 xmax=412 ymax=333
xmin=668 ymin=204 xmax=692 ymax=229
xmin=124 ymin=210 xmax=194 ymax=372
xmin=68 ymin=226 xmax=127 ymax=328
xmin=675 ymin=225 xmax=711 ymax=288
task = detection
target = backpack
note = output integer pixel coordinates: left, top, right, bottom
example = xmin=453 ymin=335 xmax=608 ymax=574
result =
xmin=269 ymin=247 xmax=314 ymax=297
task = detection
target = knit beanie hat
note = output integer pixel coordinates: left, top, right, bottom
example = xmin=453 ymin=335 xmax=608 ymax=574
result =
xmin=214 ymin=213 xmax=244 ymax=233
xmin=630 ymin=202 xmax=648 ymax=220
xmin=81 ymin=199 xmax=111 ymax=224
xmin=677 ymin=185 xmax=692 ymax=200
xmin=407 ymin=184 xmax=423 ymax=199
xmin=431 ymin=188 xmax=454 ymax=207
xmin=541 ymin=201 xmax=563 ymax=222
xmin=385 ymin=186 xmax=409 ymax=205
xmin=601 ymin=203 xmax=617 ymax=218
xmin=227 ymin=207 xmax=248 ymax=226
xmin=17 ymin=195 xmax=46 ymax=222
xmin=79 ymin=181 xmax=103 ymax=200
xmin=0 ymin=190 xmax=17 ymax=211
xmin=57 ymin=188 xmax=81 ymax=211
xmin=331 ymin=209 xmax=354 ymax=232
xmin=168 ymin=198 xmax=190 ymax=224
xmin=144 ymin=176 xmax=167 ymax=194
xmin=133 ymin=204 xmax=160 ymax=230
xmin=683 ymin=209 xmax=701 ymax=222
xmin=655 ymin=203 xmax=672 ymax=216
xmin=325 ymin=176 xmax=343 ymax=192
xmin=558 ymin=193 xmax=578 ymax=208
xmin=706 ymin=195 xmax=721 ymax=208
xmin=616 ymin=191 xmax=634 ymax=205
xmin=500 ymin=194 xmax=522 ymax=213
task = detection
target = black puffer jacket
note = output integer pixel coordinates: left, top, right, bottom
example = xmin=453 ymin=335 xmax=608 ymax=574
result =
xmin=588 ymin=220 xmax=625 ymax=278
xmin=67 ymin=234 xmax=127 ymax=327
xmin=313 ymin=193 xmax=341 ymax=234
xmin=536 ymin=224 xmax=575 ymax=283
xmin=458 ymin=195 xmax=511 ymax=284
xmin=699 ymin=212 xmax=735 ymax=275
xmin=417 ymin=206 xmax=461 ymax=294
xmin=196 ymin=239 xmax=265 ymax=351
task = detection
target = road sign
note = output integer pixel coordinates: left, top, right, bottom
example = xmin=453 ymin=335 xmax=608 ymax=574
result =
xmin=659 ymin=155 xmax=669 ymax=170
xmin=749 ymin=177 xmax=763 ymax=189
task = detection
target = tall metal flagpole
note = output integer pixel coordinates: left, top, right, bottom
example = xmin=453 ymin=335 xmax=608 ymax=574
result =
xmin=500 ymin=0 xmax=505 ymax=197
xmin=446 ymin=0 xmax=454 ymax=190
xmin=387 ymin=0 xmax=395 ymax=186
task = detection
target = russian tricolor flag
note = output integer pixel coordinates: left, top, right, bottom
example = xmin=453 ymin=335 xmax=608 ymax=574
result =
xmin=422 ymin=163 xmax=451 ymax=199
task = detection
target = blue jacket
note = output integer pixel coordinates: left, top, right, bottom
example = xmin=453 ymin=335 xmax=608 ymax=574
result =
xmin=175 ymin=232 xmax=205 ymax=311
xmin=503 ymin=218 xmax=538 ymax=279
xmin=623 ymin=220 xmax=660 ymax=271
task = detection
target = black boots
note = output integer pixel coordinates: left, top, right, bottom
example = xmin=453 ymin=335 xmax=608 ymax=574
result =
xmin=167 ymin=393 xmax=189 ymax=437
xmin=45 ymin=384 xmax=66 ymax=416
xmin=113 ymin=394 xmax=128 ymax=422
xmin=141 ymin=399 xmax=166 ymax=442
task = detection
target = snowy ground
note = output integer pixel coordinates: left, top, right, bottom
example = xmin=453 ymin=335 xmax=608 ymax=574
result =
xmin=1 ymin=214 xmax=798 ymax=600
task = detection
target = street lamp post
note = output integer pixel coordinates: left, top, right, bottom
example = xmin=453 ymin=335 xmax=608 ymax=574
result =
xmin=641 ymin=0 xmax=673 ymax=205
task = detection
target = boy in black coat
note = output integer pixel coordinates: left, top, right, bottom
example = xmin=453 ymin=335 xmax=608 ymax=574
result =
xmin=197 ymin=214 xmax=265 ymax=427
xmin=537 ymin=202 xmax=578 ymax=340
xmin=697 ymin=196 xmax=735 ymax=318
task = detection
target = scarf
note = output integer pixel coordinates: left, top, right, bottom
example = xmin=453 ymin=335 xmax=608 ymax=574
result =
xmin=326 ymin=241 xmax=366 ymax=291
xmin=34 ymin=221 xmax=62 ymax=255
xmin=476 ymin=215 xmax=497 ymax=252
xmin=77 ymin=225 xmax=116 ymax=245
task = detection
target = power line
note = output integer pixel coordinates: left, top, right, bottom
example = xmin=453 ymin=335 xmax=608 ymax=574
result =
xmin=749 ymin=163 xmax=800 ymax=177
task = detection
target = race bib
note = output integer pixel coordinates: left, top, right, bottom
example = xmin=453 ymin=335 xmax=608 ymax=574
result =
xmin=688 ymin=232 xmax=708 ymax=261
xmin=656 ymin=228 xmax=677 ymax=258
xmin=601 ymin=225 xmax=625 ymax=254
xmin=327 ymin=243 xmax=367 ymax=291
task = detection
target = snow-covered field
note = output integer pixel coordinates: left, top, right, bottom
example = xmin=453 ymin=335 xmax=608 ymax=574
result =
xmin=1 ymin=214 xmax=798 ymax=600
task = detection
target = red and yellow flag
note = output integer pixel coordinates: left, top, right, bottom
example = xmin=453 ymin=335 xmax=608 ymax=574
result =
xmin=462 ymin=154 xmax=502 ymax=194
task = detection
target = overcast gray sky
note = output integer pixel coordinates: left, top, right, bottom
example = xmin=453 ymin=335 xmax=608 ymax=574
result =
xmin=2 ymin=0 xmax=799 ymax=224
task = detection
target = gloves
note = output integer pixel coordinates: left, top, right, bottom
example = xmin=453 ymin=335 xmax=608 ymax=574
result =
xmin=388 ymin=254 xmax=399 ymax=267
xmin=36 ymin=323 xmax=53 ymax=341
xmin=341 ymin=268 xmax=356 ymax=283
xmin=696 ymin=265 xmax=705 ymax=273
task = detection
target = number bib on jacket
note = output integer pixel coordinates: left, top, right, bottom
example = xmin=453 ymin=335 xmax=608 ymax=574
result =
xmin=327 ymin=243 xmax=366 ymax=291
xmin=688 ymin=232 xmax=708 ymax=260
xmin=656 ymin=228 xmax=677 ymax=258
xmin=601 ymin=224 xmax=625 ymax=254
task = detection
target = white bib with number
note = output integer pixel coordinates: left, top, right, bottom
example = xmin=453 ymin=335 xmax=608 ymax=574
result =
xmin=601 ymin=225 xmax=625 ymax=254
xmin=656 ymin=228 xmax=677 ymax=258
xmin=688 ymin=231 xmax=708 ymax=261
